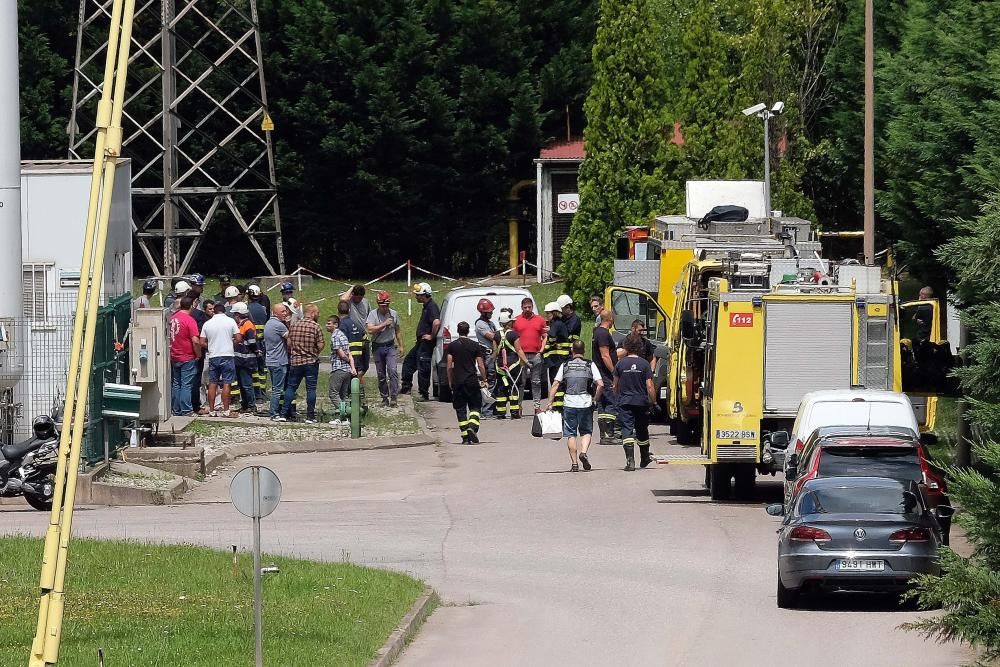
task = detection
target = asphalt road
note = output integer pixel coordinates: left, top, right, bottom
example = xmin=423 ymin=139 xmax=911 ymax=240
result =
xmin=3 ymin=401 xmax=970 ymax=666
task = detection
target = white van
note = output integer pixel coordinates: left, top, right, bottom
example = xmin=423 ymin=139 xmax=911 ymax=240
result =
xmin=775 ymin=389 xmax=920 ymax=474
xmin=431 ymin=286 xmax=536 ymax=401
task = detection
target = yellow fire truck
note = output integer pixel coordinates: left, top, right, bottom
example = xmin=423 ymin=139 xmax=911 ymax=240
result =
xmin=608 ymin=213 xmax=954 ymax=501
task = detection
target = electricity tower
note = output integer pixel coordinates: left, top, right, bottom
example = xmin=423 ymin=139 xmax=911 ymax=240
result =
xmin=69 ymin=0 xmax=286 ymax=276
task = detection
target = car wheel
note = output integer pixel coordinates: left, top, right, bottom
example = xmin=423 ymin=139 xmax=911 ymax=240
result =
xmin=733 ymin=464 xmax=756 ymax=500
xmin=675 ymin=419 xmax=692 ymax=446
xmin=709 ymin=464 xmax=731 ymax=500
xmin=776 ymin=572 xmax=798 ymax=609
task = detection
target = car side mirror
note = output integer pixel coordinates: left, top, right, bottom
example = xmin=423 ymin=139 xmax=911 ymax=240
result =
xmin=919 ymin=432 xmax=939 ymax=447
xmin=934 ymin=505 xmax=955 ymax=519
xmin=681 ymin=309 xmax=696 ymax=340
xmin=766 ymin=504 xmax=785 ymax=516
xmin=769 ymin=431 xmax=790 ymax=449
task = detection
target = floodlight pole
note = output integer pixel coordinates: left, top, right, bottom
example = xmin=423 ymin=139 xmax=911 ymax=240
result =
xmin=863 ymin=0 xmax=875 ymax=264
xmin=762 ymin=111 xmax=772 ymax=218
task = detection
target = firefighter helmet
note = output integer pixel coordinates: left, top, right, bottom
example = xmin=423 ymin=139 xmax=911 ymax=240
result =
xmin=376 ymin=290 xmax=391 ymax=305
xmin=231 ymin=302 xmax=249 ymax=315
xmin=477 ymin=298 xmax=494 ymax=313
xmin=280 ymin=281 xmax=294 ymax=293
xmin=224 ymin=286 xmax=240 ymax=298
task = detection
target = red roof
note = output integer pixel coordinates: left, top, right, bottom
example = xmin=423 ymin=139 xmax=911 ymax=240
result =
xmin=539 ymin=139 xmax=585 ymax=161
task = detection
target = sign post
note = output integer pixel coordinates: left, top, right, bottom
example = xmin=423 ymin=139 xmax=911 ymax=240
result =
xmin=230 ymin=466 xmax=282 ymax=667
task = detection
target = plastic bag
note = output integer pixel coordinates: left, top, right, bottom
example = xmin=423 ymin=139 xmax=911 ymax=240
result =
xmin=531 ymin=410 xmax=562 ymax=440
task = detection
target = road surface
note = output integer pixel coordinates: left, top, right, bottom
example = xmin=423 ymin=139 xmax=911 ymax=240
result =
xmin=3 ymin=402 xmax=969 ymax=666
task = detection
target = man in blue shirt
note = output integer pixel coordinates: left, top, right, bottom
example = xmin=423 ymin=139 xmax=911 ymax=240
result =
xmin=263 ymin=304 xmax=291 ymax=420
xmin=400 ymin=282 xmax=440 ymax=400
xmin=337 ymin=299 xmax=369 ymax=413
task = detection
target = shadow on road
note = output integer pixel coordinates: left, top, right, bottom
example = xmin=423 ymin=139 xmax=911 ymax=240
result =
xmin=649 ymin=479 xmax=785 ymax=505
xmin=789 ymin=591 xmax=918 ymax=613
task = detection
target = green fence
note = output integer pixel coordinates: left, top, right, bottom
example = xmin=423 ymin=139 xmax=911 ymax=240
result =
xmin=85 ymin=294 xmax=132 ymax=466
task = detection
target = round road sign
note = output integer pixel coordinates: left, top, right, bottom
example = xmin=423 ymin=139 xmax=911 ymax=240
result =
xmin=230 ymin=466 xmax=282 ymax=518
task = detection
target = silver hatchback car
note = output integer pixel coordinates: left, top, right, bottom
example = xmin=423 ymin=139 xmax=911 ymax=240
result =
xmin=767 ymin=476 xmax=952 ymax=608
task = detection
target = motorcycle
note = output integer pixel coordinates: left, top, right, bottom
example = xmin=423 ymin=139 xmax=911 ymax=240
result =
xmin=0 ymin=415 xmax=59 ymax=511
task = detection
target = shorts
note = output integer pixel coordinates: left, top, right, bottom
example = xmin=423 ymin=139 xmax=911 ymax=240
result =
xmin=562 ymin=405 xmax=594 ymax=438
xmin=208 ymin=356 xmax=236 ymax=385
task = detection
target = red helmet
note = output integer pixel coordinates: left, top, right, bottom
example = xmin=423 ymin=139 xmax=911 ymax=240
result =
xmin=377 ymin=290 xmax=391 ymax=304
xmin=477 ymin=298 xmax=494 ymax=313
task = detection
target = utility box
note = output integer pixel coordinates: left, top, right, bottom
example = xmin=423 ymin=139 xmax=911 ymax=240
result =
xmin=130 ymin=308 xmax=170 ymax=421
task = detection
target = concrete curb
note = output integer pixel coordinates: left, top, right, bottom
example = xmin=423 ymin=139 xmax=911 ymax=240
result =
xmin=369 ymin=587 xmax=438 ymax=667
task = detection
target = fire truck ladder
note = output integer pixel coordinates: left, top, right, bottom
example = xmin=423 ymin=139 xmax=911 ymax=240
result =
xmin=29 ymin=0 xmax=135 ymax=664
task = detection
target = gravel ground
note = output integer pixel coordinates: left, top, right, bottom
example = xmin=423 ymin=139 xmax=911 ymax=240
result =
xmin=187 ymin=404 xmax=421 ymax=455
xmin=100 ymin=471 xmax=176 ymax=490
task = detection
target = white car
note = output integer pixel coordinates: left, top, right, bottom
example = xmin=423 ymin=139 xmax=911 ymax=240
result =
xmin=775 ymin=389 xmax=921 ymax=474
xmin=431 ymin=286 xmax=537 ymax=402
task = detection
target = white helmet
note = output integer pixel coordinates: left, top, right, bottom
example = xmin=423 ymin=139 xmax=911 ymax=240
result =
xmin=412 ymin=282 xmax=432 ymax=296
xmin=224 ymin=285 xmax=240 ymax=298
xmin=556 ymin=294 xmax=574 ymax=309
xmin=498 ymin=311 xmax=513 ymax=325
xmin=287 ymin=297 xmax=299 ymax=308
xmin=544 ymin=302 xmax=561 ymax=314
xmin=247 ymin=284 xmax=261 ymax=296
xmin=231 ymin=302 xmax=249 ymax=315
xmin=174 ymin=280 xmax=191 ymax=294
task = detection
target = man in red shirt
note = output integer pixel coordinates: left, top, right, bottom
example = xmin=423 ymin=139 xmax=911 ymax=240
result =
xmin=169 ymin=296 xmax=203 ymax=416
xmin=512 ymin=297 xmax=547 ymax=412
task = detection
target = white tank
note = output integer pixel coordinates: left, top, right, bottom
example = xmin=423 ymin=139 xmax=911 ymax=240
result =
xmin=0 ymin=3 xmax=23 ymax=388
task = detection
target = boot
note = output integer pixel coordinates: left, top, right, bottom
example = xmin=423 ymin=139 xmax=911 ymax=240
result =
xmin=612 ymin=424 xmax=624 ymax=446
xmin=639 ymin=444 xmax=653 ymax=469
xmin=623 ymin=443 xmax=635 ymax=472
xmin=597 ymin=418 xmax=610 ymax=445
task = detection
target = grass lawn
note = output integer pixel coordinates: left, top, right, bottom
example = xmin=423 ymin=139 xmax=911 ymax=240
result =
xmin=0 ymin=536 xmax=426 ymax=666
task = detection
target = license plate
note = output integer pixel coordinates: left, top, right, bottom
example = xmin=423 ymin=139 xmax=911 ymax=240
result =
xmin=716 ymin=429 xmax=756 ymax=440
xmin=838 ymin=559 xmax=884 ymax=572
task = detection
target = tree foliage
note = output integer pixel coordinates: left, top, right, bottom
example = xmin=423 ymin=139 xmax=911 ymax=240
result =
xmin=904 ymin=194 xmax=1000 ymax=665
xmin=560 ymin=0 xmax=681 ymax=303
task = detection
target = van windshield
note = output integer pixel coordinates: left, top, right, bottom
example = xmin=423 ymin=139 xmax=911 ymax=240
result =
xmin=810 ymin=401 xmax=914 ymax=431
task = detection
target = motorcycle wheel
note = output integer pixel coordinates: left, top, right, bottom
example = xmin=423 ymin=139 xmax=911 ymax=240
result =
xmin=24 ymin=474 xmax=54 ymax=512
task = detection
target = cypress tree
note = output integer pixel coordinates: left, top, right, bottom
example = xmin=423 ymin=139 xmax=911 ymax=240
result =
xmin=560 ymin=0 xmax=681 ymax=302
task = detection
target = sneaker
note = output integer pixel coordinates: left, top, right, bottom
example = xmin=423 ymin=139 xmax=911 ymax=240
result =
xmin=461 ymin=435 xmax=470 ymax=445
xmin=196 ymin=407 xmax=210 ymax=416
xmin=304 ymin=418 xmax=317 ymax=424
xmin=571 ymin=463 xmax=580 ymax=473
xmin=511 ymin=413 xmax=521 ymax=420
xmin=271 ymin=415 xmax=286 ymax=422
xmin=579 ymin=453 xmax=592 ymax=471
xmin=419 ymin=393 xmax=429 ymax=401
xmin=389 ymin=398 xmax=398 ymax=407
xmin=399 ymin=386 xmax=411 ymax=395
xmin=382 ymin=398 xmax=390 ymax=407
xmin=467 ymin=431 xmax=480 ymax=444
xmin=208 ymin=411 xmax=218 ymax=418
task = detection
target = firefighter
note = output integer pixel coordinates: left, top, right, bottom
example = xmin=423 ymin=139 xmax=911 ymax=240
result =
xmin=495 ymin=309 xmax=527 ymax=419
xmin=542 ymin=302 xmax=570 ymax=410
xmin=612 ymin=333 xmax=657 ymax=471
xmin=280 ymin=281 xmax=303 ymax=320
xmin=593 ymin=309 xmax=620 ymax=445
xmin=134 ymin=279 xmax=157 ymax=309
xmin=447 ymin=321 xmax=488 ymax=444
xmin=558 ymin=294 xmax=582 ymax=344
xmin=338 ymin=298 xmax=370 ymax=413
xmin=213 ymin=274 xmax=232 ymax=302
xmin=223 ymin=285 xmax=242 ymax=314
xmin=400 ymin=282 xmax=440 ymax=400
xmin=473 ymin=298 xmax=498 ymax=416
xmin=247 ymin=284 xmax=269 ymax=407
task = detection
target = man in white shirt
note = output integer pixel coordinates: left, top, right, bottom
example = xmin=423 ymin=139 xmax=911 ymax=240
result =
xmin=546 ymin=340 xmax=603 ymax=472
xmin=200 ymin=300 xmax=243 ymax=417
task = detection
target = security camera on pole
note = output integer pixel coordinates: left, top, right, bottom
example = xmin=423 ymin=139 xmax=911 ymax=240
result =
xmin=742 ymin=101 xmax=785 ymax=219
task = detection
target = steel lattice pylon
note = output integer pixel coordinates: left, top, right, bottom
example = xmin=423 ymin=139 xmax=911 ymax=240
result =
xmin=69 ymin=0 xmax=286 ymax=276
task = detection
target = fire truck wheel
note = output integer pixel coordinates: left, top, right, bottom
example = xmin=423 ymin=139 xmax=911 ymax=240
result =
xmin=709 ymin=464 xmax=732 ymax=500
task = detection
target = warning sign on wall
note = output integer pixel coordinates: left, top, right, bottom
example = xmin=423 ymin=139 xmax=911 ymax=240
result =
xmin=557 ymin=193 xmax=580 ymax=214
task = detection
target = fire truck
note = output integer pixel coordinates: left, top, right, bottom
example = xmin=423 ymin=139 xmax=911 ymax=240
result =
xmin=607 ymin=209 xmax=954 ymax=500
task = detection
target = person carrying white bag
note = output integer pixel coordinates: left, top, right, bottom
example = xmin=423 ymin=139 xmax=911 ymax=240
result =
xmin=545 ymin=340 xmax=603 ymax=472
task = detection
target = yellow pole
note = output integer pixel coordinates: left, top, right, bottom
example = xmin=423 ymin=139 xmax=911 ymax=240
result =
xmin=508 ymin=219 xmax=518 ymax=274
xmin=29 ymin=0 xmax=135 ymax=663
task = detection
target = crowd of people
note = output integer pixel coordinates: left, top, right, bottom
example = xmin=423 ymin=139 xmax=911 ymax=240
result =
xmin=445 ymin=292 xmax=659 ymax=473
xmin=143 ymin=276 xmax=659 ymax=470
xmin=145 ymin=275 xmax=440 ymax=424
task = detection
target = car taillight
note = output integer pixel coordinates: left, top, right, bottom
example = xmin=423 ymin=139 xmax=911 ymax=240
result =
xmin=442 ymin=327 xmax=452 ymax=345
xmin=918 ymin=455 xmax=946 ymax=493
xmin=793 ymin=438 xmax=805 ymax=454
xmin=889 ymin=527 xmax=930 ymax=544
xmin=789 ymin=526 xmax=832 ymax=543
